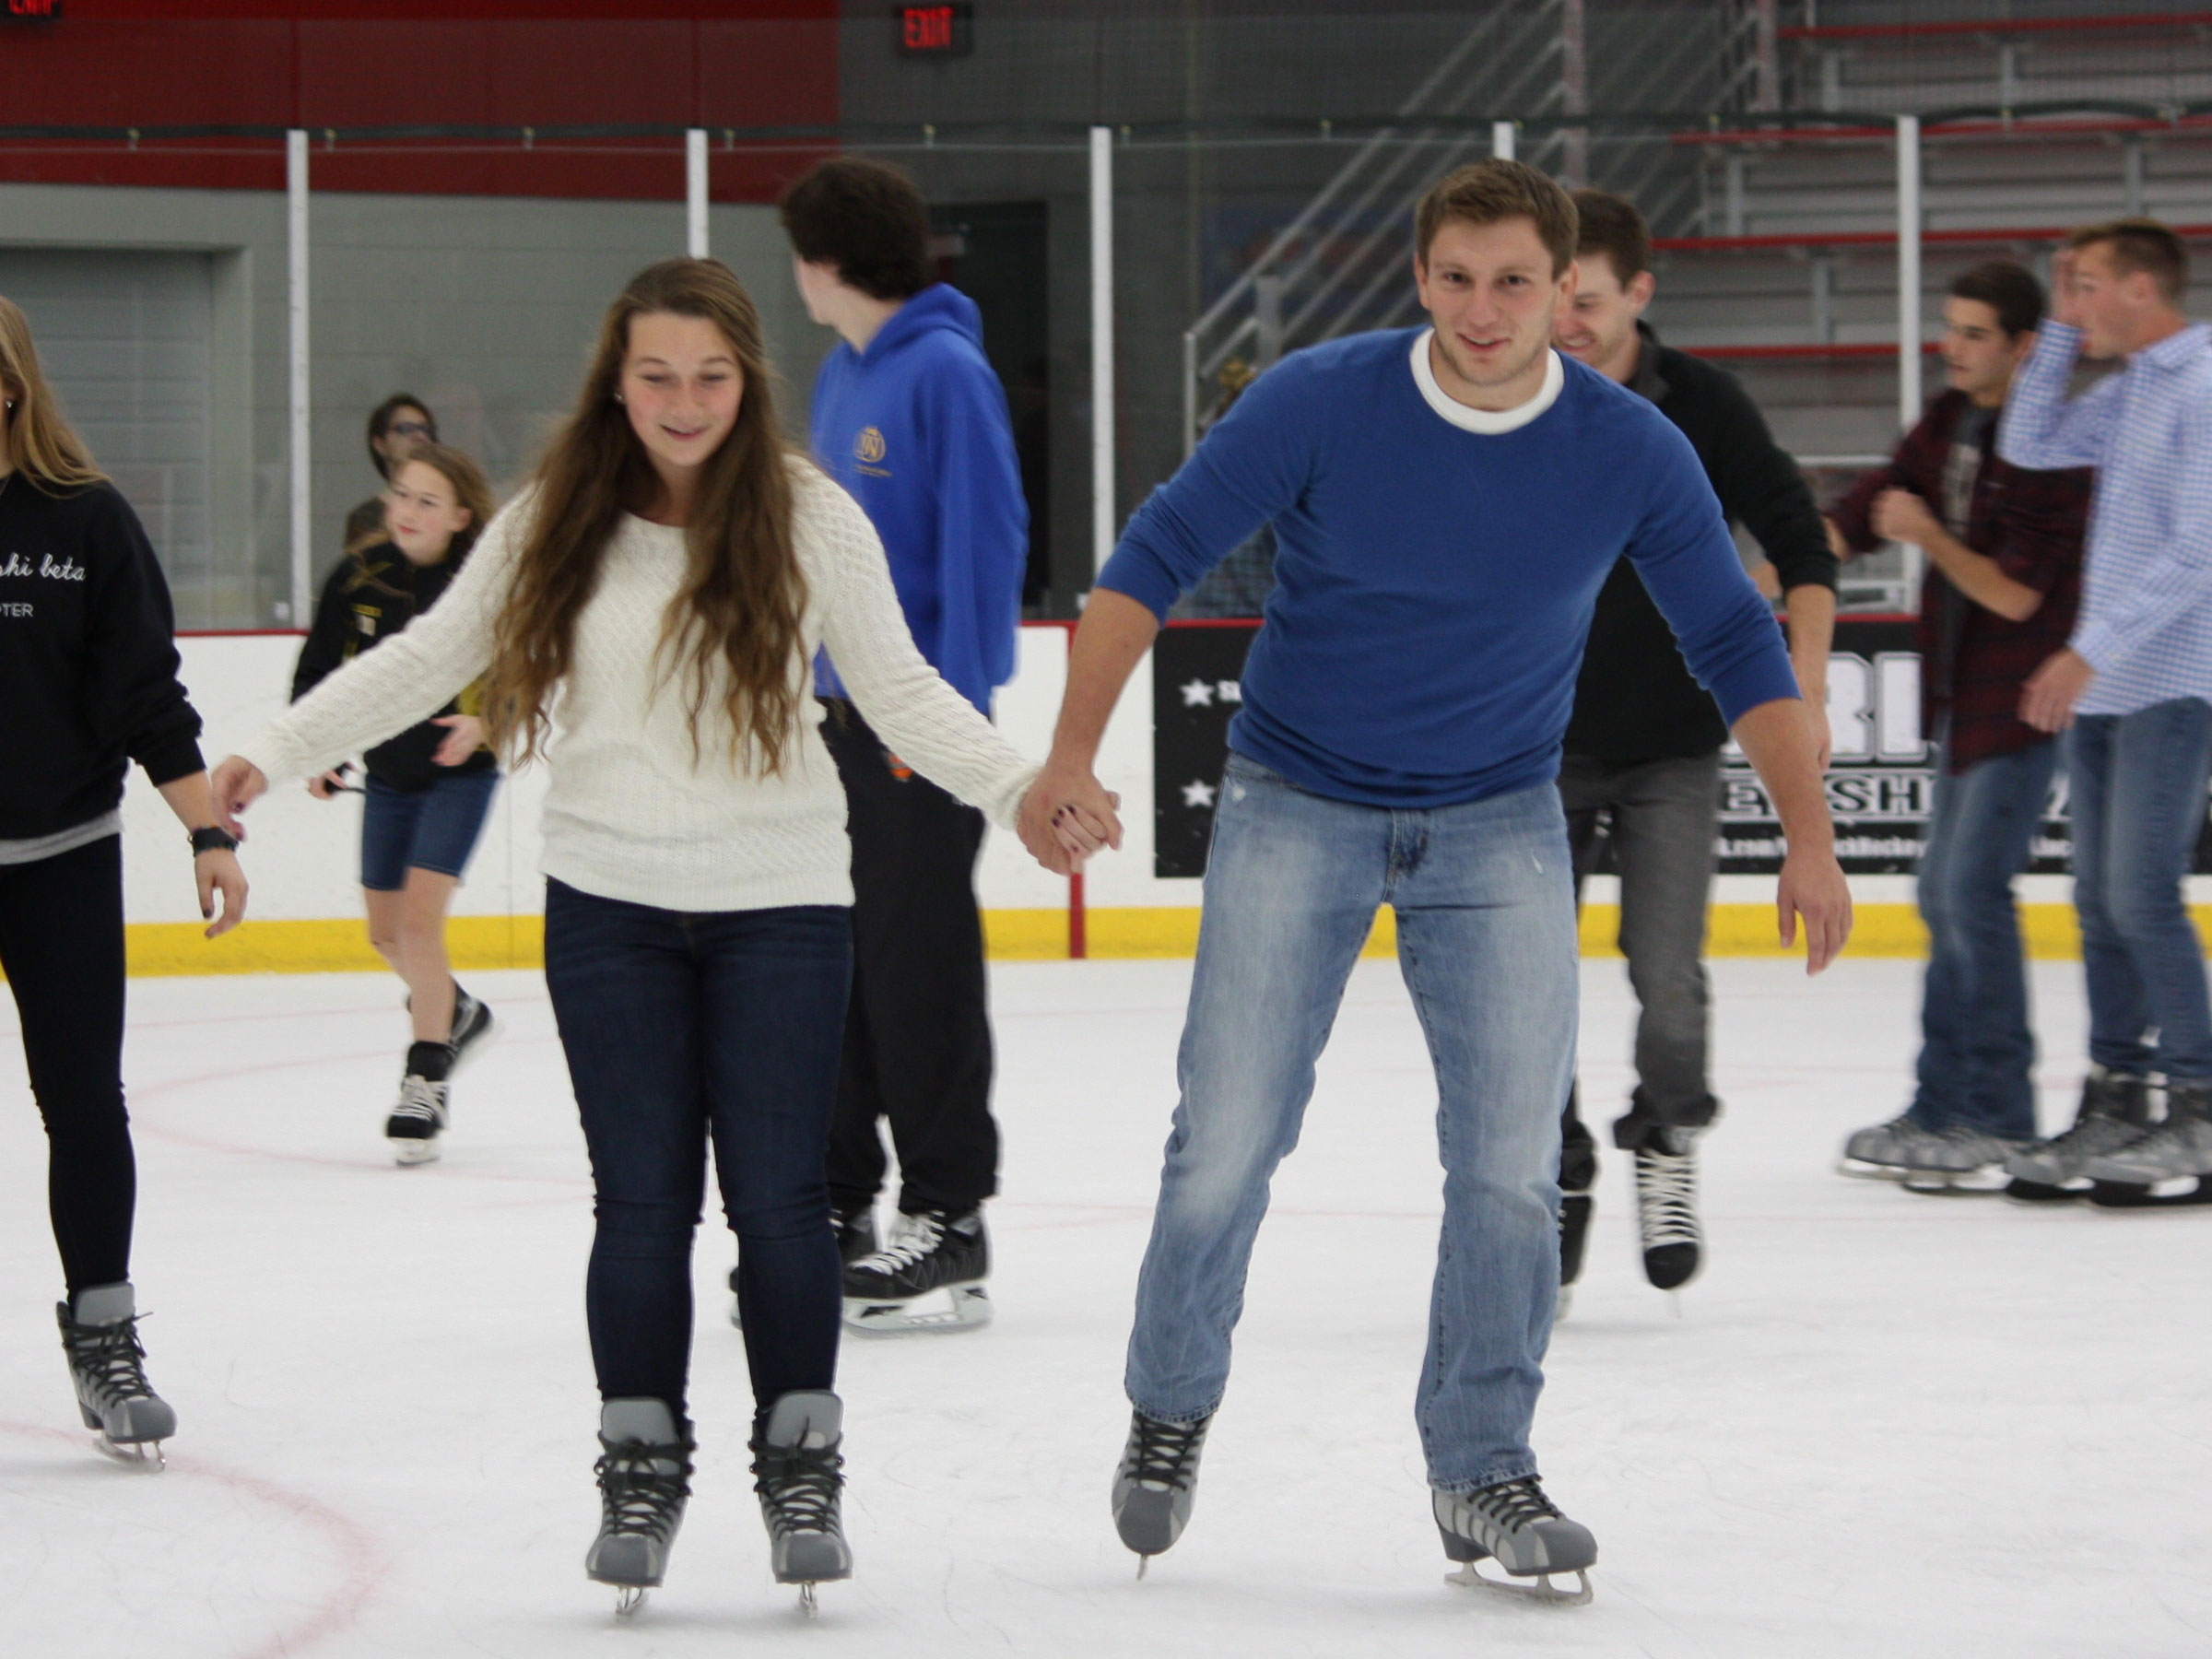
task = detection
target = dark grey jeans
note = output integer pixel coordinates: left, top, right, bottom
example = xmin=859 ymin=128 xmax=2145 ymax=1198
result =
xmin=1557 ymin=750 xmax=1722 ymax=1181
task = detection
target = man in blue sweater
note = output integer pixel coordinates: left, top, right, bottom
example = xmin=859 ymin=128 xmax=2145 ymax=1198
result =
xmin=1017 ymin=160 xmax=1849 ymax=1599
xmin=780 ymin=158 xmax=1030 ymax=1331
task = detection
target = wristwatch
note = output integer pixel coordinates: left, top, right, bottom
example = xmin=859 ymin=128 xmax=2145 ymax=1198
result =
xmin=190 ymin=826 xmax=240 ymax=855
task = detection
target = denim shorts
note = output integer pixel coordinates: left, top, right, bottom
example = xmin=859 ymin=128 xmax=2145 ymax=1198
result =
xmin=359 ymin=771 xmax=500 ymax=892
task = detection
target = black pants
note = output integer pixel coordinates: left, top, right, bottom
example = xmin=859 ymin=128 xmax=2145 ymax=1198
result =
xmin=1557 ymin=752 xmax=1723 ymax=1189
xmin=0 ymin=835 xmax=135 ymax=1297
xmin=543 ymin=879 xmax=851 ymax=1417
xmin=819 ymin=701 xmax=999 ymax=1217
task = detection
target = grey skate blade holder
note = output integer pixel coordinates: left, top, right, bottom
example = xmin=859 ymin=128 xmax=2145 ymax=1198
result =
xmin=1446 ymin=1559 xmax=1594 ymax=1606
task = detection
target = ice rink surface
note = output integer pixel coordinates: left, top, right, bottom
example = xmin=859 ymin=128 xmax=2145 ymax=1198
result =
xmin=3 ymin=954 xmax=2208 ymax=1658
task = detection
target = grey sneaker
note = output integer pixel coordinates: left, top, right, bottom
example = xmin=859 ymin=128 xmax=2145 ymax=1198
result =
xmin=1898 ymin=1126 xmax=2033 ymax=1193
xmin=1839 ymin=1113 xmax=1949 ymax=1179
xmin=751 ymin=1391 xmax=852 ymax=1611
xmin=1435 ymin=1476 xmax=1595 ymax=1604
xmin=1112 ymin=1408 xmax=1212 ymax=1571
xmin=586 ymin=1398 xmax=693 ymax=1613
xmin=2006 ymin=1068 xmax=2153 ymax=1201
xmin=2084 ymin=1080 xmax=2212 ymax=1201
xmin=56 ymin=1283 xmax=175 ymax=1465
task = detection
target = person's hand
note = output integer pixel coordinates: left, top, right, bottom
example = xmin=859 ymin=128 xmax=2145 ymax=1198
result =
xmin=1017 ymin=759 xmax=1123 ymax=875
xmin=2051 ymin=247 xmax=2086 ymax=331
xmin=208 ymin=755 xmax=268 ymax=834
xmin=307 ymin=769 xmax=348 ymax=800
xmin=194 ymin=846 xmax=248 ymax=938
xmin=1777 ymin=843 xmax=1852 ymax=975
xmin=1823 ymin=515 xmax=1852 ymax=562
xmin=2020 ymin=647 xmax=2094 ymax=733
xmin=1870 ymin=488 xmax=1940 ymax=547
xmin=432 ymin=714 xmax=487 ymax=768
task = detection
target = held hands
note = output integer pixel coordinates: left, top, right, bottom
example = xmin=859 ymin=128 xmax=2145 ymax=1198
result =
xmin=1777 ymin=843 xmax=1853 ymax=975
xmin=194 ymin=847 xmax=247 ymax=938
xmin=2020 ymin=647 xmax=2094 ymax=733
xmin=1869 ymin=488 xmax=1940 ymax=548
xmin=432 ymin=714 xmax=488 ymax=768
xmin=1017 ymin=757 xmax=1124 ymax=876
xmin=208 ymin=755 xmax=269 ymax=833
xmin=307 ymin=765 xmax=350 ymax=800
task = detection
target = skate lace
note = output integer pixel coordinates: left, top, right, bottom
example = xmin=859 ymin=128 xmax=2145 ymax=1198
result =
xmin=853 ymin=1211 xmax=944 ymax=1274
xmin=1124 ymin=1414 xmax=1208 ymax=1492
xmin=1471 ymin=1476 xmax=1564 ymax=1532
xmin=594 ymin=1439 xmax=691 ymax=1543
xmin=390 ymin=1076 xmax=445 ymax=1128
xmin=62 ymin=1314 xmax=158 ymax=1409
xmin=1633 ymin=1145 xmax=1699 ymax=1250
xmin=753 ymin=1442 xmax=843 ymax=1538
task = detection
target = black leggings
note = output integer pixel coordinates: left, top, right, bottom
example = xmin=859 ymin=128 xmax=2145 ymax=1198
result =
xmin=0 ymin=834 xmax=134 ymax=1297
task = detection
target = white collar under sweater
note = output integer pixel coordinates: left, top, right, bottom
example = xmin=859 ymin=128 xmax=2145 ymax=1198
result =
xmin=238 ymin=462 xmax=1038 ymax=914
xmin=1408 ymin=329 xmax=1565 ymax=434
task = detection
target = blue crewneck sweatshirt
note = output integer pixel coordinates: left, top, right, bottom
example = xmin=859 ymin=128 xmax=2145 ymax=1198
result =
xmin=811 ymin=283 xmax=1028 ymax=714
xmin=1099 ymin=329 xmax=1799 ymax=808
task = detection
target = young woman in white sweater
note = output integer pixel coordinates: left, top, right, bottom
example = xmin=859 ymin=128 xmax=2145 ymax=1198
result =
xmin=210 ymin=259 xmax=1102 ymax=1611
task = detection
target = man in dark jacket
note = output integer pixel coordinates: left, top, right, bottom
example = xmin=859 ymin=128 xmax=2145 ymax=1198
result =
xmin=1551 ymin=191 xmax=1839 ymax=1297
xmin=778 ymin=156 xmax=1030 ymax=1334
xmin=1828 ymin=262 xmax=2090 ymax=1191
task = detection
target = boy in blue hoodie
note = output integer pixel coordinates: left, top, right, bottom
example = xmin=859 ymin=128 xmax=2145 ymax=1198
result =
xmin=778 ymin=158 xmax=1030 ymax=1334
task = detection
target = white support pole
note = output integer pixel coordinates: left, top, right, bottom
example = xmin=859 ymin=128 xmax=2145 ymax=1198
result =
xmin=1090 ymin=125 xmax=1113 ymax=577
xmin=1491 ymin=120 xmax=1516 ymax=161
xmin=287 ymin=129 xmax=311 ymax=628
xmin=1896 ymin=113 xmax=1922 ymax=429
xmin=686 ymin=128 xmax=710 ymax=258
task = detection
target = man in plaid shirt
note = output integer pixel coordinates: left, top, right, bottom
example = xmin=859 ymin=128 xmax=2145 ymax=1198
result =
xmin=1828 ymin=262 xmax=2090 ymax=1187
xmin=1999 ymin=218 xmax=2212 ymax=1207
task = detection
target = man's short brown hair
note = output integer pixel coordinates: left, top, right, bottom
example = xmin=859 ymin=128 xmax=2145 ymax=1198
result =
xmin=1570 ymin=189 xmax=1651 ymax=287
xmin=1415 ymin=159 xmax=1579 ymax=276
xmin=2069 ymin=217 xmax=2189 ymax=306
xmin=779 ymin=156 xmax=934 ymax=300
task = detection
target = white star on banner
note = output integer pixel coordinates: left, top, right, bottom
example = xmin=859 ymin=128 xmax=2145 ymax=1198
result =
xmin=1180 ymin=678 xmax=1216 ymax=707
xmin=1182 ymin=780 xmax=1218 ymax=809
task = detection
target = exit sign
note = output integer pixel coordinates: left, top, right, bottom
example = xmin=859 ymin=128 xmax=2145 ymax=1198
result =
xmin=896 ymin=4 xmax=972 ymax=58
xmin=3 ymin=0 xmax=63 ymax=21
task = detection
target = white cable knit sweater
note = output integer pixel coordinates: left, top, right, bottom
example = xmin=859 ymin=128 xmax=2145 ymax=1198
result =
xmin=240 ymin=460 xmax=1040 ymax=912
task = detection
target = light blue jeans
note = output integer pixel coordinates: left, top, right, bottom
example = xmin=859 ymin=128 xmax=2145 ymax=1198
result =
xmin=1125 ymin=755 xmax=1577 ymax=1491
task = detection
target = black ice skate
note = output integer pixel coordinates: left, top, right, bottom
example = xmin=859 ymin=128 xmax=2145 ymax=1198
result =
xmin=1618 ymin=1115 xmax=1702 ymax=1292
xmin=841 ymin=1206 xmax=991 ymax=1335
xmin=386 ymin=1041 xmax=453 ymax=1166
xmin=1558 ymin=1091 xmax=1595 ymax=1317
xmin=56 ymin=1283 xmax=175 ymax=1467
xmin=586 ymin=1398 xmax=693 ymax=1616
xmin=731 ymin=1204 xmax=878 ymax=1329
xmin=448 ymin=984 xmax=496 ymax=1067
xmin=2005 ymin=1067 xmax=2152 ymax=1202
xmin=2085 ymin=1079 xmax=2212 ymax=1208
xmin=751 ymin=1390 xmax=852 ymax=1616
xmin=1112 ymin=1407 xmax=1211 ymax=1575
xmin=1435 ymin=1475 xmax=1596 ymax=1606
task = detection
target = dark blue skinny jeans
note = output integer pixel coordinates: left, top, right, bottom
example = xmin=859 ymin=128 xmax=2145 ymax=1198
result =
xmin=542 ymin=878 xmax=852 ymax=1419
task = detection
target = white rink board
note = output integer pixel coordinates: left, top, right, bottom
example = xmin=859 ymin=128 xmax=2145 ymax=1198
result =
xmin=1 ymin=957 xmax=2208 ymax=1657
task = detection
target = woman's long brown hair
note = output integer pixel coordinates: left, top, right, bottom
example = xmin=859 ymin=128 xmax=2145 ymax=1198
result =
xmin=479 ymin=259 xmax=806 ymax=774
xmin=0 ymin=296 xmax=107 ymax=492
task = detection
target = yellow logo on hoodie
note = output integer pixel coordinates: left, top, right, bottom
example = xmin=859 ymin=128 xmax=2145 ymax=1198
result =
xmin=854 ymin=427 xmax=890 ymax=475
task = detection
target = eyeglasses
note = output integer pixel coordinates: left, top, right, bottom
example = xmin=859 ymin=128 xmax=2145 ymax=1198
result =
xmin=386 ymin=419 xmax=434 ymax=440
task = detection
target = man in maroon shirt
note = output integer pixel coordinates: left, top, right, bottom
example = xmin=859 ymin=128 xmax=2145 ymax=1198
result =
xmin=1827 ymin=262 xmax=2091 ymax=1189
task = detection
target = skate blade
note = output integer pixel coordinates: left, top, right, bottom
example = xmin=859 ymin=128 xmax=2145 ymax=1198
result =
xmin=94 ymin=1433 xmax=164 ymax=1470
xmin=842 ymin=1283 xmax=992 ymax=1335
xmin=1899 ymin=1168 xmax=2007 ymax=1194
xmin=1836 ymin=1158 xmax=1911 ymax=1182
xmin=389 ymin=1137 xmax=442 ymax=1167
xmin=2088 ymin=1175 xmax=2212 ymax=1208
xmin=1446 ymin=1561 xmax=1593 ymax=1606
xmin=614 ymin=1585 xmax=647 ymax=1618
xmin=798 ymin=1583 xmax=819 ymax=1618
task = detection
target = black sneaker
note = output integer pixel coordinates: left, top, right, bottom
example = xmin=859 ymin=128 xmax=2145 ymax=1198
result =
xmin=842 ymin=1207 xmax=992 ymax=1334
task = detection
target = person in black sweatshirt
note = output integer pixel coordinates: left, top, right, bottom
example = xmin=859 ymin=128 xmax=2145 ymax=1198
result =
xmin=0 ymin=293 xmax=247 ymax=1463
xmin=1549 ymin=192 xmax=1838 ymax=1300
xmin=292 ymin=442 xmax=500 ymax=1166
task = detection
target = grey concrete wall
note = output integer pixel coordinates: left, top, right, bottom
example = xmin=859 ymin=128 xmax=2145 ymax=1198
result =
xmin=0 ymin=181 xmax=826 ymax=629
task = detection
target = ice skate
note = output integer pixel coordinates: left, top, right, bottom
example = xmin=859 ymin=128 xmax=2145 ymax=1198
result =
xmin=1435 ymin=1476 xmax=1595 ymax=1606
xmin=751 ymin=1390 xmax=852 ymax=1615
xmin=2085 ymin=1080 xmax=2212 ymax=1209
xmin=1897 ymin=1125 xmax=2031 ymax=1194
xmin=841 ymin=1206 xmax=991 ymax=1335
xmin=56 ymin=1284 xmax=174 ymax=1467
xmin=1112 ymin=1407 xmax=1211 ymax=1575
xmin=2005 ymin=1067 xmax=2153 ymax=1202
xmin=585 ymin=1398 xmax=692 ymax=1616
xmin=1624 ymin=1124 xmax=1701 ymax=1291
xmin=385 ymin=1041 xmax=452 ymax=1166
xmin=733 ymin=1204 xmax=878 ymax=1329
xmin=1838 ymin=1112 xmax=1950 ymax=1179
xmin=447 ymin=984 xmax=496 ymax=1069
xmin=1556 ymin=1194 xmax=1591 ymax=1318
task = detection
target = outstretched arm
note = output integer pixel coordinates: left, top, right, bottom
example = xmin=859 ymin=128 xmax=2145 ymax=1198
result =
xmin=1733 ymin=697 xmax=1851 ymax=973
xmin=1017 ymin=590 xmax=1158 ymax=873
